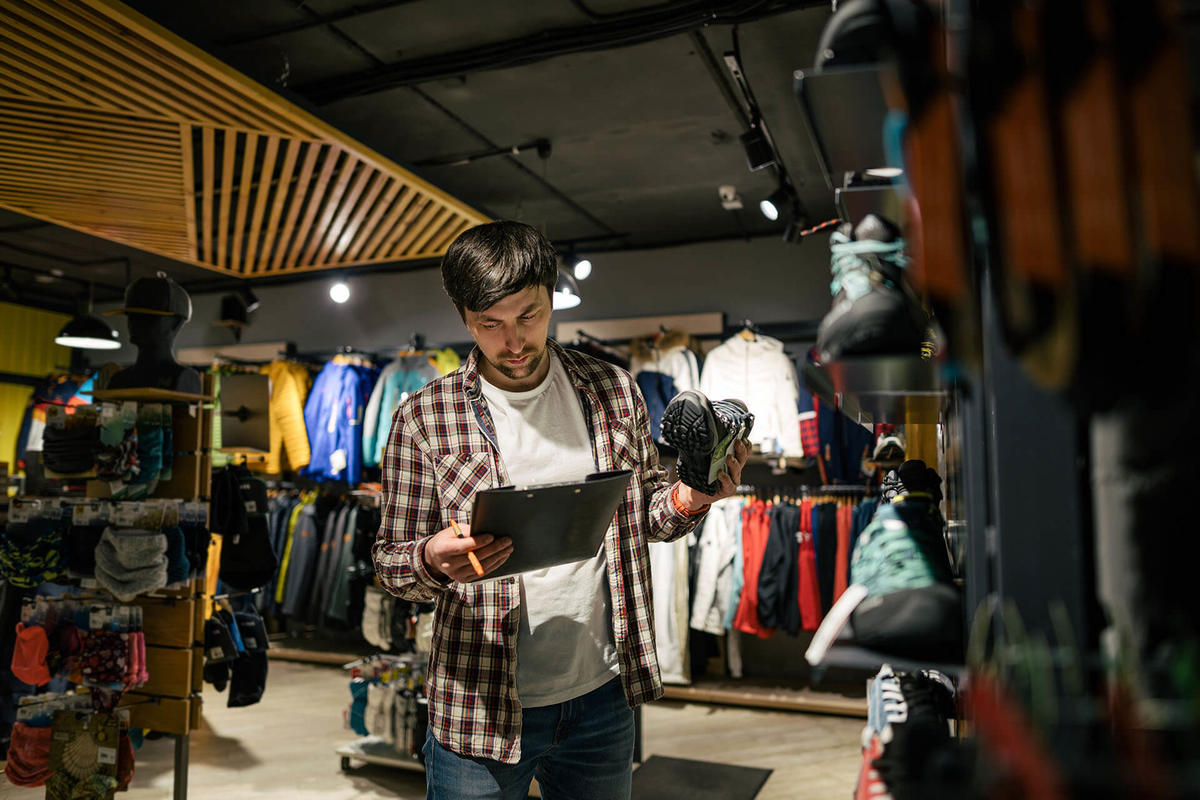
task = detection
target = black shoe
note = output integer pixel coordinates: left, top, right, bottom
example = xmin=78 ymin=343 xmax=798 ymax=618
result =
xmin=661 ymin=390 xmax=754 ymax=495
xmin=871 ymin=669 xmax=955 ymax=800
xmin=816 ymin=215 xmax=929 ymax=363
xmin=880 ymin=459 xmax=943 ymax=504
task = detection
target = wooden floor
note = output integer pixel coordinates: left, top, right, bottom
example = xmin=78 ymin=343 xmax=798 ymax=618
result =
xmin=1 ymin=661 xmax=865 ymax=800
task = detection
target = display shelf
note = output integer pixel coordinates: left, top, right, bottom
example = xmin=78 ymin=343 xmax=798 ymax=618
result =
xmin=336 ymin=736 xmax=425 ymax=773
xmin=662 ymin=678 xmax=867 ymax=718
xmin=90 ymin=388 xmax=215 ymax=404
xmin=803 ymin=356 xmax=947 ymax=425
xmin=819 ymin=644 xmax=965 ymax=679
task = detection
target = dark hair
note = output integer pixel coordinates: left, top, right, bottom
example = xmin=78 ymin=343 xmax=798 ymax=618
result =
xmin=441 ymin=221 xmax=558 ymax=316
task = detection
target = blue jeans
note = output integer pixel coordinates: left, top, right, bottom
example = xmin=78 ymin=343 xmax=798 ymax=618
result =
xmin=423 ymin=677 xmax=634 ymax=800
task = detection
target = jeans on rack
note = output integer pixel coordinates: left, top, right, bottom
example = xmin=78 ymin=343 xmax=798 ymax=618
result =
xmin=422 ymin=677 xmax=634 ymax=800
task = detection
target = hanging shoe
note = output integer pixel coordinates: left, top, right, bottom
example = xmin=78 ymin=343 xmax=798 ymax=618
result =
xmin=660 ymin=390 xmax=754 ymax=495
xmin=816 ymin=215 xmax=929 ymax=363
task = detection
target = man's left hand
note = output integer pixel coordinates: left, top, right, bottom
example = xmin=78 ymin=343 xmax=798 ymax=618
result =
xmin=676 ymin=438 xmax=752 ymax=512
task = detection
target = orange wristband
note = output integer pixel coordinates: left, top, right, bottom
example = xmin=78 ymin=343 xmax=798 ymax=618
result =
xmin=671 ymin=483 xmax=710 ymax=518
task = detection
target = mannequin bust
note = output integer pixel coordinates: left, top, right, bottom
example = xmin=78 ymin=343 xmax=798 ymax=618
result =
xmin=106 ymin=271 xmax=203 ymax=394
xmin=108 ymin=313 xmax=202 ymax=393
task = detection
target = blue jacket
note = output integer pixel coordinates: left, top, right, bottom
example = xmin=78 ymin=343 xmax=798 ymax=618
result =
xmin=302 ymin=361 xmax=378 ymax=484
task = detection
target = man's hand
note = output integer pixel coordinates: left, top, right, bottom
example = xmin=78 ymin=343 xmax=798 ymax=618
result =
xmin=423 ymin=522 xmax=513 ymax=583
xmin=676 ymin=438 xmax=752 ymax=511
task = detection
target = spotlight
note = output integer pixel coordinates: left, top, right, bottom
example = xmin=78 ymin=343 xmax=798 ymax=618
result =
xmin=215 ymin=293 xmax=249 ymax=327
xmin=739 ymin=126 xmax=775 ymax=172
xmin=552 ymin=269 xmax=582 ymax=310
xmin=563 ymin=252 xmax=593 ymax=281
xmin=329 ymin=281 xmax=350 ymax=304
xmin=782 ymin=210 xmax=814 ymax=244
xmin=238 ymin=286 xmax=260 ymax=313
xmin=759 ymin=186 xmax=790 ymax=222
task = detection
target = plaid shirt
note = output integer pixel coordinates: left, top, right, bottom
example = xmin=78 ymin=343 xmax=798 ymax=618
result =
xmin=373 ymin=339 xmax=705 ymax=763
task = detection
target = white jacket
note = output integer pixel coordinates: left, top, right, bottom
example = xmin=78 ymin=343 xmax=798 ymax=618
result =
xmin=700 ymin=334 xmax=802 ymax=457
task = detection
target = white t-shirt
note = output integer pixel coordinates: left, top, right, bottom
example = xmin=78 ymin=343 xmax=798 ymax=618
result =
xmin=479 ymin=351 xmax=620 ymax=706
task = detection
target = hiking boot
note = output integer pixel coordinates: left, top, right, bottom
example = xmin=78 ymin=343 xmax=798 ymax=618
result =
xmin=850 ymin=494 xmax=953 ymax=595
xmin=880 ymin=459 xmax=943 ymax=504
xmin=816 ymin=215 xmax=929 ymax=363
xmin=661 ymin=389 xmax=754 ymax=495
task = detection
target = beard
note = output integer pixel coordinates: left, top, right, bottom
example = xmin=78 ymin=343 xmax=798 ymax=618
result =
xmin=488 ymin=345 xmax=546 ymax=382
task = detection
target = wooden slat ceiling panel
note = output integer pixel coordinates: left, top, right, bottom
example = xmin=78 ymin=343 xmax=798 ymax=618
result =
xmin=0 ymin=0 xmax=488 ymax=277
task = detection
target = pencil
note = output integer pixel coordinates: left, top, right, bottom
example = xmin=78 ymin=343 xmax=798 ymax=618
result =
xmin=450 ymin=519 xmax=485 ymax=577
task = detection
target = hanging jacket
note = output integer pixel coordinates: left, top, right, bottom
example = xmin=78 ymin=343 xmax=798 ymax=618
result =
xmin=363 ymin=356 xmax=440 ymax=468
xmin=302 ymin=360 xmax=378 ymax=484
xmin=756 ymin=503 xmax=802 ymax=635
xmin=689 ymin=497 xmax=742 ymax=634
xmin=263 ymin=360 xmax=312 ymax=474
xmin=699 ymin=334 xmax=802 ymax=457
xmin=630 ymin=331 xmax=701 ymax=443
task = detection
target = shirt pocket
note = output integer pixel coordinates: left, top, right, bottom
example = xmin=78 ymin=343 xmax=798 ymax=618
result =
xmin=607 ymin=417 xmax=639 ymax=471
xmin=432 ymin=451 xmax=493 ymax=518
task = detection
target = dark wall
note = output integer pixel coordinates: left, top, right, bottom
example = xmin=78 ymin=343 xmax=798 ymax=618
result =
xmin=99 ymin=233 xmax=833 ymax=362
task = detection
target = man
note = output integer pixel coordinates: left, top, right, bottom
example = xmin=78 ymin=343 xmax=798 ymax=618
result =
xmin=373 ymin=221 xmax=749 ymax=799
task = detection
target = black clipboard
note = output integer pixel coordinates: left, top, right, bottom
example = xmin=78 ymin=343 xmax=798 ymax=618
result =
xmin=469 ymin=470 xmax=634 ymax=580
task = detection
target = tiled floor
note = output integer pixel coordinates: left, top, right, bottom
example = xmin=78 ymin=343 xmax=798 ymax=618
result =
xmin=2 ymin=660 xmax=864 ymax=799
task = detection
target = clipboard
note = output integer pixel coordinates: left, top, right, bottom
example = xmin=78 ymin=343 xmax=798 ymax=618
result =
xmin=469 ymin=469 xmax=634 ymax=580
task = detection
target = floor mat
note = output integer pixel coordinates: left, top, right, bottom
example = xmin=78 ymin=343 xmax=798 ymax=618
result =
xmin=631 ymin=755 xmax=772 ymax=800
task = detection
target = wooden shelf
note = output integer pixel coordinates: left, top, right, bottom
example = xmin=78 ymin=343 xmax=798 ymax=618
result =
xmin=661 ymin=678 xmax=866 ymax=718
xmin=90 ymin=388 xmax=215 ymax=404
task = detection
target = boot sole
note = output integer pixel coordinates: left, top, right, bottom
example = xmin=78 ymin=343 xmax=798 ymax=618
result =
xmin=661 ymin=390 xmax=721 ymax=495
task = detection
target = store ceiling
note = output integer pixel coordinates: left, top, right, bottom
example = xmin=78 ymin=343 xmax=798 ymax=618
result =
xmin=0 ymin=0 xmax=840 ymax=310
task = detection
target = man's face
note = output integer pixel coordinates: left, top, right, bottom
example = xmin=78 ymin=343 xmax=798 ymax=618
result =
xmin=463 ymin=285 xmax=553 ymax=391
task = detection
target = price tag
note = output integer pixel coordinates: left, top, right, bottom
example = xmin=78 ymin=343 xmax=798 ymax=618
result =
xmin=9 ymin=499 xmax=42 ymax=523
xmin=97 ymin=746 xmax=117 ymax=765
xmin=89 ymin=606 xmax=115 ymax=630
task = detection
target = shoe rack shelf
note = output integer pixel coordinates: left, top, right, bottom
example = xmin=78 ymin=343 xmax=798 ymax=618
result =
xmin=803 ymin=356 xmax=947 ymax=425
xmin=819 ymin=643 xmax=965 ymax=679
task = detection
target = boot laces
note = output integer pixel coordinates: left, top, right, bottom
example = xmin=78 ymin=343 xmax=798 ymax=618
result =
xmin=829 ymin=231 xmax=910 ymax=299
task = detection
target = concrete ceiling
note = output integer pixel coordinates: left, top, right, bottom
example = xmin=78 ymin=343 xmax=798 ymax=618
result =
xmin=1 ymin=0 xmax=841 ymax=311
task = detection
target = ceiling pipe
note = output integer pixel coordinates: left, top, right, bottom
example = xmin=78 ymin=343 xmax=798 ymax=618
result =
xmin=297 ymin=1 xmax=824 ymax=103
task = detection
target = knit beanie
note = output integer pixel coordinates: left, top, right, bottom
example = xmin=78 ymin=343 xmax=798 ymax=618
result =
xmin=3 ymin=722 xmax=54 ymax=787
xmin=12 ymin=622 xmax=51 ymax=686
xmin=94 ymin=528 xmax=168 ymax=602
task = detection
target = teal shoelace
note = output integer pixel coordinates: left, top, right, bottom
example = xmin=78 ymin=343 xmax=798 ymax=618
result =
xmin=829 ymin=230 xmax=910 ymax=300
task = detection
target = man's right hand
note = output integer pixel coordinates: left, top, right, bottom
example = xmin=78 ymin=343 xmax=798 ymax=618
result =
xmin=423 ymin=522 xmax=513 ymax=583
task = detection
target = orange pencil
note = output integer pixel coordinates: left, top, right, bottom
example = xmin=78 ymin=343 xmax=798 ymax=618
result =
xmin=450 ymin=519 xmax=485 ymax=577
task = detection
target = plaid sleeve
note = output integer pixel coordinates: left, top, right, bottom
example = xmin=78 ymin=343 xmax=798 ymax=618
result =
xmin=372 ymin=404 xmax=449 ymax=601
xmin=632 ymin=380 xmax=706 ymax=542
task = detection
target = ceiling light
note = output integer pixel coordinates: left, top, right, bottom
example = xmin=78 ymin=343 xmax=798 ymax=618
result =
xmin=238 ymin=286 xmax=260 ymax=313
xmin=55 ymin=313 xmax=121 ymax=350
xmin=552 ymin=269 xmax=582 ymax=310
xmin=760 ymin=186 xmax=790 ymax=222
xmin=55 ymin=281 xmax=121 ymax=349
xmin=329 ymin=280 xmax=350 ymax=304
xmin=573 ymin=258 xmax=592 ymax=280
xmin=864 ymin=167 xmax=903 ymax=178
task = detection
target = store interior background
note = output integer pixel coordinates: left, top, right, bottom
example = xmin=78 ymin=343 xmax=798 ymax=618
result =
xmin=6 ymin=0 xmax=1200 ymax=798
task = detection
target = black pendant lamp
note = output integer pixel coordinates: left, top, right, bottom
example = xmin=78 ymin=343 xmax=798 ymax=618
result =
xmin=55 ymin=283 xmax=120 ymax=350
